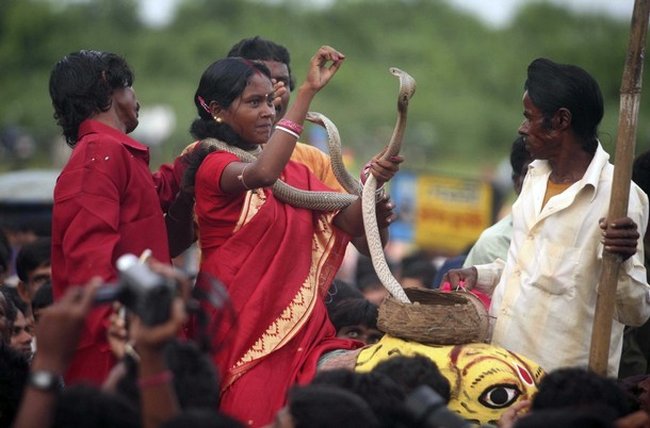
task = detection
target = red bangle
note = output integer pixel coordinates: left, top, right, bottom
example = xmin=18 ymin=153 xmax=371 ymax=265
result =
xmin=276 ymin=118 xmax=303 ymax=136
xmin=137 ymin=370 xmax=173 ymax=388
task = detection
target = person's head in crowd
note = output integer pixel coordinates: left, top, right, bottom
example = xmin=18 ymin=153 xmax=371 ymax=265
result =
xmin=328 ymin=298 xmax=383 ymax=345
xmin=0 ymin=289 xmax=15 ymax=344
xmin=266 ymin=384 xmax=379 ymax=428
xmin=510 ymin=135 xmax=534 ymax=195
xmin=399 ymin=251 xmax=436 ymax=289
xmin=522 ymin=58 xmax=604 ymax=157
xmin=116 ymin=339 xmax=220 ymax=411
xmin=15 ymin=236 xmax=51 ymax=305
xmin=514 ymin=407 xmax=616 ymax=428
xmin=162 ymin=408 xmax=244 ymax=428
xmin=432 ymin=251 xmax=471 ymax=289
xmin=531 ymin=367 xmax=634 ymax=419
xmin=325 ymin=279 xmax=364 ymax=308
xmin=11 ymin=307 xmax=33 ymax=360
xmin=0 ymin=213 xmax=50 ymax=283
xmin=1 ymin=286 xmax=33 ymax=359
xmin=372 ymin=355 xmax=451 ymax=403
xmin=31 ymin=281 xmax=53 ymax=324
xmin=355 ymin=255 xmax=381 ymax=283
xmin=52 ymin=384 xmax=140 ymax=428
xmin=0 ymin=342 xmax=29 ymax=427
xmin=357 ymin=272 xmax=388 ymax=306
xmin=49 ymin=50 xmax=136 ymax=146
xmin=0 ymin=229 xmax=11 ymax=284
xmin=227 ymin=36 xmax=294 ymax=121
xmin=311 ymin=369 xmax=414 ymax=428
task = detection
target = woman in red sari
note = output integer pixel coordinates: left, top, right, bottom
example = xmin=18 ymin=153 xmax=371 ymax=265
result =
xmin=185 ymin=46 xmax=400 ymax=426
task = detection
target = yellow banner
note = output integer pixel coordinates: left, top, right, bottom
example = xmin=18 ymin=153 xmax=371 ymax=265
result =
xmin=414 ymin=175 xmax=493 ymax=253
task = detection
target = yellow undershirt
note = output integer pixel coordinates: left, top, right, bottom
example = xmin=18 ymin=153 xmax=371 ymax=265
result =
xmin=543 ymin=179 xmax=572 ymax=208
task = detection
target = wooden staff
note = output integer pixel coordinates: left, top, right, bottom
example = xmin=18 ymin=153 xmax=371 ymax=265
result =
xmin=589 ymin=0 xmax=650 ymax=376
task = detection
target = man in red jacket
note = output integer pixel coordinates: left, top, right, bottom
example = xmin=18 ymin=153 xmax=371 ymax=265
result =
xmin=49 ymin=50 xmax=186 ymax=385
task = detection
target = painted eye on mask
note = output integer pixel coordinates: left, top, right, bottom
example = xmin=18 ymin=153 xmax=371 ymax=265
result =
xmin=478 ymin=384 xmax=521 ymax=409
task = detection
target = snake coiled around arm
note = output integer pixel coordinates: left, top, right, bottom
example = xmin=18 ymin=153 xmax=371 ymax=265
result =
xmin=202 ymin=67 xmax=416 ymax=303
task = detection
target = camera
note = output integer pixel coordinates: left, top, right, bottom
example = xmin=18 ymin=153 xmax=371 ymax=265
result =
xmin=405 ymin=386 xmax=472 ymax=428
xmin=94 ymin=254 xmax=176 ymax=326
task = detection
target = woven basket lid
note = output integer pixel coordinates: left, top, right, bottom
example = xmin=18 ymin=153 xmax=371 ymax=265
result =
xmin=377 ymin=287 xmax=490 ymax=345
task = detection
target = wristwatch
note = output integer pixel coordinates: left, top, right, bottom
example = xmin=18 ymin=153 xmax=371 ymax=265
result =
xmin=28 ymin=370 xmax=64 ymax=392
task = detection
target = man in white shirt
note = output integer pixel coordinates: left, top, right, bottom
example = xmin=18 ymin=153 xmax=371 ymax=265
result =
xmin=444 ymin=58 xmax=650 ymax=376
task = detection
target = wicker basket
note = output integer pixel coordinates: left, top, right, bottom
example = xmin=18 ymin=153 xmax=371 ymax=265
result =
xmin=377 ymin=288 xmax=490 ymax=345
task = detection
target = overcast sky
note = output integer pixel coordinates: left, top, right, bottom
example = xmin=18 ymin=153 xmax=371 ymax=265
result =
xmin=449 ymin=0 xmax=634 ymax=27
xmin=138 ymin=0 xmax=637 ymax=27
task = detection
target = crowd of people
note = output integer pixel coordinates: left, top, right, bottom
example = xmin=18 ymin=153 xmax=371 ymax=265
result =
xmin=1 ymin=35 xmax=650 ymax=428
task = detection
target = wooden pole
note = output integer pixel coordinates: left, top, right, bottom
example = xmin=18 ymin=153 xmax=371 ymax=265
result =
xmin=589 ymin=0 xmax=650 ymax=376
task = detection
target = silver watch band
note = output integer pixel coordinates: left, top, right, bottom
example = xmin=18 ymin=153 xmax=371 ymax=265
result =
xmin=28 ymin=370 xmax=64 ymax=392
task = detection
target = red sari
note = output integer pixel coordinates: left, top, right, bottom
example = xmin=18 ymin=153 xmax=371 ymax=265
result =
xmin=194 ymin=151 xmax=359 ymax=426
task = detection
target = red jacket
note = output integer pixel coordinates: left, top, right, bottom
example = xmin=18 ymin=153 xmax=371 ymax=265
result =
xmin=51 ymin=119 xmax=183 ymax=385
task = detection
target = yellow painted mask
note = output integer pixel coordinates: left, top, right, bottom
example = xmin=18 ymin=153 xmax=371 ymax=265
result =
xmin=355 ymin=335 xmax=544 ymax=426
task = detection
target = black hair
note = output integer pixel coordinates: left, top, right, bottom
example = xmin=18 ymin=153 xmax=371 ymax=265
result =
xmin=510 ymin=136 xmax=533 ymax=179
xmin=161 ymin=409 xmax=244 ymax=428
xmin=190 ymin=58 xmax=271 ymax=143
xmin=0 ymin=289 xmax=17 ymax=331
xmin=53 ymin=384 xmax=140 ymax=428
xmin=311 ymin=369 xmax=414 ymax=428
xmin=1 ymin=286 xmax=26 ymax=318
xmin=0 ymin=342 xmax=29 ymax=427
xmin=288 ymin=384 xmax=380 ymax=428
xmin=227 ymin=36 xmax=295 ymax=90
xmin=49 ymin=50 xmax=134 ymax=146
xmin=357 ymin=272 xmax=383 ymax=292
xmin=116 ymin=339 xmax=220 ymax=411
xmin=0 ymin=203 xmax=52 ymax=238
xmin=532 ymin=367 xmax=634 ymax=419
xmin=356 ymin=255 xmax=397 ymax=288
xmin=15 ymin=236 xmax=51 ymax=283
xmin=400 ymin=251 xmax=437 ymax=289
xmin=31 ymin=281 xmax=53 ymax=315
xmin=514 ymin=408 xmax=616 ymax=428
xmin=325 ymin=279 xmax=364 ymax=307
xmin=524 ymin=58 xmax=604 ymax=155
xmin=372 ymin=355 xmax=452 ymax=403
xmin=183 ymin=58 xmax=272 ymax=191
xmin=328 ymin=298 xmax=378 ymax=331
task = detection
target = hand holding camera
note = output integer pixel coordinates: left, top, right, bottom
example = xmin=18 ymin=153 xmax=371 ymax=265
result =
xmin=97 ymin=252 xmax=190 ymax=364
xmin=94 ymin=253 xmax=186 ymax=326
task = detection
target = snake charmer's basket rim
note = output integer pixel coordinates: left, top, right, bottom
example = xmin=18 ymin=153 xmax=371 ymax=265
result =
xmin=377 ymin=288 xmax=490 ymax=345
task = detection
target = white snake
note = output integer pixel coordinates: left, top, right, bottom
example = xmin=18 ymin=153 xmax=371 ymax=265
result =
xmin=203 ymin=67 xmax=416 ymax=303
xmin=361 ymin=68 xmax=415 ymax=304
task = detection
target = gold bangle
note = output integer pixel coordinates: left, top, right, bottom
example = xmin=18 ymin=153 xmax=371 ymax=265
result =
xmin=237 ymin=164 xmax=251 ymax=190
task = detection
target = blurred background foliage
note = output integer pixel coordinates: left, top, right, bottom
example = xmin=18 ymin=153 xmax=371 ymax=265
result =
xmin=0 ymin=0 xmax=647 ymax=177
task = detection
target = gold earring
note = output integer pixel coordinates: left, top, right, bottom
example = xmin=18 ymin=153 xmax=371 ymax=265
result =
xmin=213 ymin=116 xmax=222 ymax=123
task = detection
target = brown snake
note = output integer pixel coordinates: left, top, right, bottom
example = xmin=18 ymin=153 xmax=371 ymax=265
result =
xmin=203 ymin=67 xmax=416 ymax=303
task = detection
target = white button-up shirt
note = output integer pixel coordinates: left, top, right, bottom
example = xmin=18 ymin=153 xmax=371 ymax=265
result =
xmin=475 ymin=143 xmax=650 ymax=376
